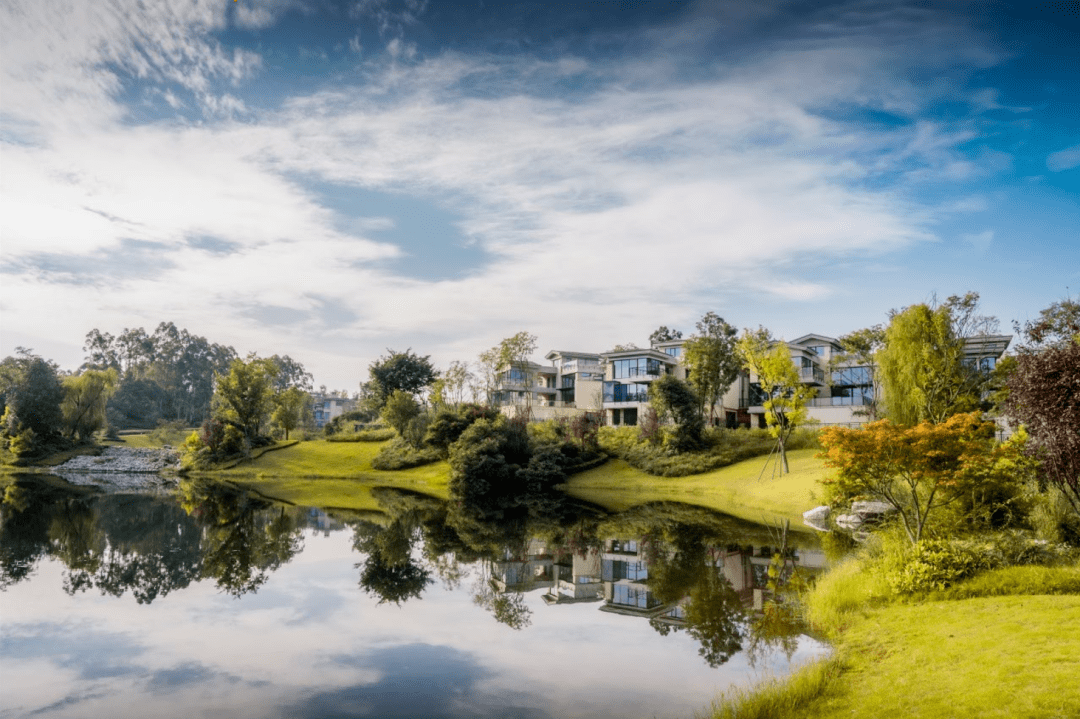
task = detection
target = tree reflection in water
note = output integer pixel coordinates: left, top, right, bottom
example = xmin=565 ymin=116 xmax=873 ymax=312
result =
xmin=1 ymin=473 xmax=820 ymax=670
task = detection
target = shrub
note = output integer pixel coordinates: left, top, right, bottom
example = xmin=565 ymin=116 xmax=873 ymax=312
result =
xmin=425 ymin=405 xmax=499 ymax=457
xmin=371 ymin=436 xmax=441 ymax=470
xmin=886 ymin=539 xmax=987 ymax=594
xmin=381 ymin=390 xmax=420 ymax=436
xmin=327 ymin=427 xmax=396 ymax=442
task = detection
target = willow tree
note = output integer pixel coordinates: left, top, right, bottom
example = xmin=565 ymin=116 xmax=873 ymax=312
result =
xmin=738 ymin=328 xmax=815 ymax=474
xmin=62 ymin=368 xmax=118 ymax=440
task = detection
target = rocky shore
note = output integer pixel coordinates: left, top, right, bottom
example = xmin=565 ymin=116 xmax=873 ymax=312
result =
xmin=52 ymin=447 xmax=181 ymax=490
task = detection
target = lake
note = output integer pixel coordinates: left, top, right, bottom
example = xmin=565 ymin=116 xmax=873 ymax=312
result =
xmin=0 ymin=474 xmax=829 ymax=719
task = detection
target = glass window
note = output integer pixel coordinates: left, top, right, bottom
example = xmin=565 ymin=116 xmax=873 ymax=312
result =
xmin=613 ymin=358 xmax=663 ymax=379
xmin=664 ymin=346 xmax=681 ymax=357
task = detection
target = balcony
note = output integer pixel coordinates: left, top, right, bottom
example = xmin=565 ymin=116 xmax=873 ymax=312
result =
xmin=798 ymin=367 xmax=826 ymax=384
xmin=561 ymin=361 xmax=603 ymax=375
xmin=613 ymin=367 xmax=662 ymax=379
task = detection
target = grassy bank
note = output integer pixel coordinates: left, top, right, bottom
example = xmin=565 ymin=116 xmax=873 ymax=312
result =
xmin=192 ymin=439 xmax=451 ymax=508
xmin=562 ymin=448 xmax=824 ymax=529
xmin=709 ymin=555 xmax=1080 ymax=719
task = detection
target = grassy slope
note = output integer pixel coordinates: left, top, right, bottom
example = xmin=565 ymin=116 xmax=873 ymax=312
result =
xmin=199 ymin=439 xmax=451 ymax=509
xmin=562 ymin=448 xmax=825 ymax=529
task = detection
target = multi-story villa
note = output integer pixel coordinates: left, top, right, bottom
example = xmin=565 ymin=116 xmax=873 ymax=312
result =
xmin=311 ymin=394 xmax=356 ymax=429
xmin=492 ymin=330 xmax=1012 ymax=429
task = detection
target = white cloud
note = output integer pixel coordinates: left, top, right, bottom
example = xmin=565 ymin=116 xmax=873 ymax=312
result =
xmin=1047 ymin=143 xmax=1080 ymax=172
xmin=0 ymin=0 xmax=1007 ymax=387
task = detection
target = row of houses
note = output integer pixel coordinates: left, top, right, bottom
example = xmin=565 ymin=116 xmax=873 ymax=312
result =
xmin=491 ymin=332 xmax=1012 ymax=429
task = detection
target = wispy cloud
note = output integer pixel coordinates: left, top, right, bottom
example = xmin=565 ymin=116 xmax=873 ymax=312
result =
xmin=0 ymin=0 xmax=1020 ymax=385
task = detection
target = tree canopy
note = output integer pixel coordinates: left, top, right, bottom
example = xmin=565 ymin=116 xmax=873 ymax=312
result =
xmin=682 ymin=312 xmax=740 ymax=425
xmin=213 ymin=355 xmax=279 ymax=444
xmin=367 ymin=349 xmax=438 ymax=409
xmin=649 ymin=326 xmax=682 ymax=344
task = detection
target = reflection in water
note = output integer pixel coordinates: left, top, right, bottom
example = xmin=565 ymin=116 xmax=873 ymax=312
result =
xmin=1 ymin=473 xmax=828 ymax=718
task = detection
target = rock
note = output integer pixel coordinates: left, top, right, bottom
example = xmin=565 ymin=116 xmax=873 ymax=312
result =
xmin=802 ymin=505 xmax=831 ymax=531
xmin=851 ymin=500 xmax=895 ymax=517
xmin=54 ymin=447 xmax=181 ymax=474
xmin=834 ymin=513 xmax=861 ymax=531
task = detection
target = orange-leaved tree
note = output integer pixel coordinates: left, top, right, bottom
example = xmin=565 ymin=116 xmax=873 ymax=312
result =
xmin=817 ymin=412 xmax=1018 ymax=544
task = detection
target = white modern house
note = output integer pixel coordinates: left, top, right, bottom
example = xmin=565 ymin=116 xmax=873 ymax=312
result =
xmin=311 ymin=394 xmax=356 ymax=429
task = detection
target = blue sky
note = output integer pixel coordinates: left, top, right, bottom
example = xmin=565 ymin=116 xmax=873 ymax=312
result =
xmin=1 ymin=0 xmax=1077 ymax=390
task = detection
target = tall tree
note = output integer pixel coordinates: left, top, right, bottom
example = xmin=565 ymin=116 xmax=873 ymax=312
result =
xmin=1 ymin=352 xmax=65 ymax=440
xmin=367 ymin=349 xmax=438 ymax=409
xmin=271 ymin=386 xmax=312 ymax=441
xmin=213 ymin=355 xmax=279 ymax=444
xmin=738 ymin=328 xmax=815 ymax=474
xmin=683 ymin=312 xmax=740 ymax=425
xmin=268 ymin=354 xmax=313 ymax=393
xmin=877 ymin=293 xmax=997 ymax=426
xmin=1013 ymin=297 xmax=1080 ymax=350
xmin=62 ymin=368 xmax=118 ymax=440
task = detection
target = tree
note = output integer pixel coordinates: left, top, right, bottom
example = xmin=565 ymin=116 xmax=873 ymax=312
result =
xmin=61 ymin=368 xmax=118 ymax=440
xmin=1004 ymin=340 xmax=1080 ymax=515
xmin=648 ymin=374 xmax=705 ymax=452
xmin=476 ymin=347 xmax=502 ymax=406
xmin=367 ymin=349 xmax=438 ymax=409
xmin=829 ymin=325 xmax=885 ymax=420
xmin=268 ymin=354 xmax=313 ymax=393
xmin=1013 ymin=297 xmax=1080 ymax=351
xmin=498 ymin=332 xmax=539 ymax=414
xmin=381 ymin=390 xmax=421 ymax=437
xmin=271 ymin=386 xmax=311 ymax=440
xmin=213 ymin=355 xmax=279 ymax=445
xmin=877 ymin=292 xmax=998 ymax=426
xmin=682 ymin=312 xmax=740 ymax=425
xmin=1 ymin=352 xmax=65 ymax=441
xmin=818 ymin=413 xmax=1018 ymax=544
xmin=650 ymin=326 xmax=682 ymax=344
xmin=738 ymin=328 xmax=814 ymax=474
xmin=442 ymin=361 xmax=472 ymax=410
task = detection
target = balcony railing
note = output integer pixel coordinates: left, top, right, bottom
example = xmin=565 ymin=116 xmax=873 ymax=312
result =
xmin=806 ymin=396 xmax=873 ymax=407
xmin=798 ymin=367 xmax=826 ymax=384
xmin=604 ymin=393 xmax=650 ymax=405
xmin=561 ymin=361 xmax=603 ymax=375
xmin=613 ymin=367 xmax=662 ymax=379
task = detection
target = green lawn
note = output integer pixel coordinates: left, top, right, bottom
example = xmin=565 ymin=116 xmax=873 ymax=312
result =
xmin=198 ymin=439 xmax=451 ymax=508
xmin=562 ymin=448 xmax=826 ymax=529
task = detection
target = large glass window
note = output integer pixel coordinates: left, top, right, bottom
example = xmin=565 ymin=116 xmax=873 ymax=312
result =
xmin=829 ymin=366 xmax=873 ymax=405
xmin=603 ymin=560 xmax=648 ymax=582
xmin=604 ymin=382 xmax=649 ymax=403
xmin=613 ymin=358 xmax=662 ymax=379
xmin=664 ymin=346 xmax=681 ymax=357
xmin=561 ymin=376 xmax=575 ymax=388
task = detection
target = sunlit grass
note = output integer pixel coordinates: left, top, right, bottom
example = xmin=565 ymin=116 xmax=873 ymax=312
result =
xmin=563 ymin=448 xmax=826 ymax=529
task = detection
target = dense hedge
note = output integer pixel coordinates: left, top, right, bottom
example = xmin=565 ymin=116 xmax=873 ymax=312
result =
xmin=371 ymin=436 xmax=441 ymax=470
xmin=599 ymin=425 xmax=821 ymax=477
xmin=327 ymin=427 xmax=396 ymax=442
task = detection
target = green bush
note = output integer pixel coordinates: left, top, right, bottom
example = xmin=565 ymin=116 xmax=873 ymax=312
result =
xmin=371 ymin=436 xmax=441 ymax=470
xmin=327 ymin=427 xmax=396 ymax=442
xmin=597 ymin=425 xmax=819 ymax=477
xmin=886 ymin=539 xmax=987 ymax=594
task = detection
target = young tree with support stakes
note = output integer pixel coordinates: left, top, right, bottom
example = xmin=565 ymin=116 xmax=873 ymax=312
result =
xmin=737 ymin=327 xmax=815 ymax=475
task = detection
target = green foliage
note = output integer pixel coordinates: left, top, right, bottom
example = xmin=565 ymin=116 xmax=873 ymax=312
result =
xmin=708 ymin=657 xmax=843 ymax=719
xmin=933 ymin=564 xmax=1080 ymax=600
xmin=322 ymin=409 xmax=378 ymax=436
xmin=649 ymin=374 xmax=704 ymax=452
xmin=886 ymin=539 xmax=986 ymax=594
xmin=270 ymin=386 xmax=311 ymax=440
xmin=738 ymin=327 xmax=815 ymax=473
xmin=61 ymin=368 xmax=118 ymax=440
xmin=425 ymin=404 xmax=499 ymax=456
xmin=213 ymin=355 xmax=278 ymax=442
xmin=599 ymin=424 xmax=818 ymax=477
xmin=649 ymin=326 xmax=682 ymax=344
xmin=830 ymin=325 xmax=885 ymax=420
xmin=682 ymin=312 xmax=740 ymax=424
xmin=367 ymin=348 xmax=438 ymax=410
xmin=877 ymin=293 xmax=996 ymax=426
xmin=326 ymin=427 xmax=396 ymax=442
xmin=371 ymin=436 xmax=442 ymax=470
xmin=380 ymin=389 xmax=421 ymax=438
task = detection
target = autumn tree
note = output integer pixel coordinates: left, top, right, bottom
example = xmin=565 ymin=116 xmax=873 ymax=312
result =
xmin=62 ymin=368 xmax=119 ymax=440
xmin=818 ymin=413 xmax=1019 ymax=544
xmin=1013 ymin=297 xmax=1080 ymax=350
xmin=682 ymin=312 xmax=740 ymax=425
xmin=738 ymin=328 xmax=815 ymax=474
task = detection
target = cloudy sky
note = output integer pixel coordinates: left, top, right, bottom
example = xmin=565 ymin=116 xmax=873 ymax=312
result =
xmin=1 ymin=0 xmax=1077 ymax=390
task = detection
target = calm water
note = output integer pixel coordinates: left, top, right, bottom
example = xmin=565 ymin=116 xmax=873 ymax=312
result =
xmin=0 ymin=475 xmax=828 ymax=719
